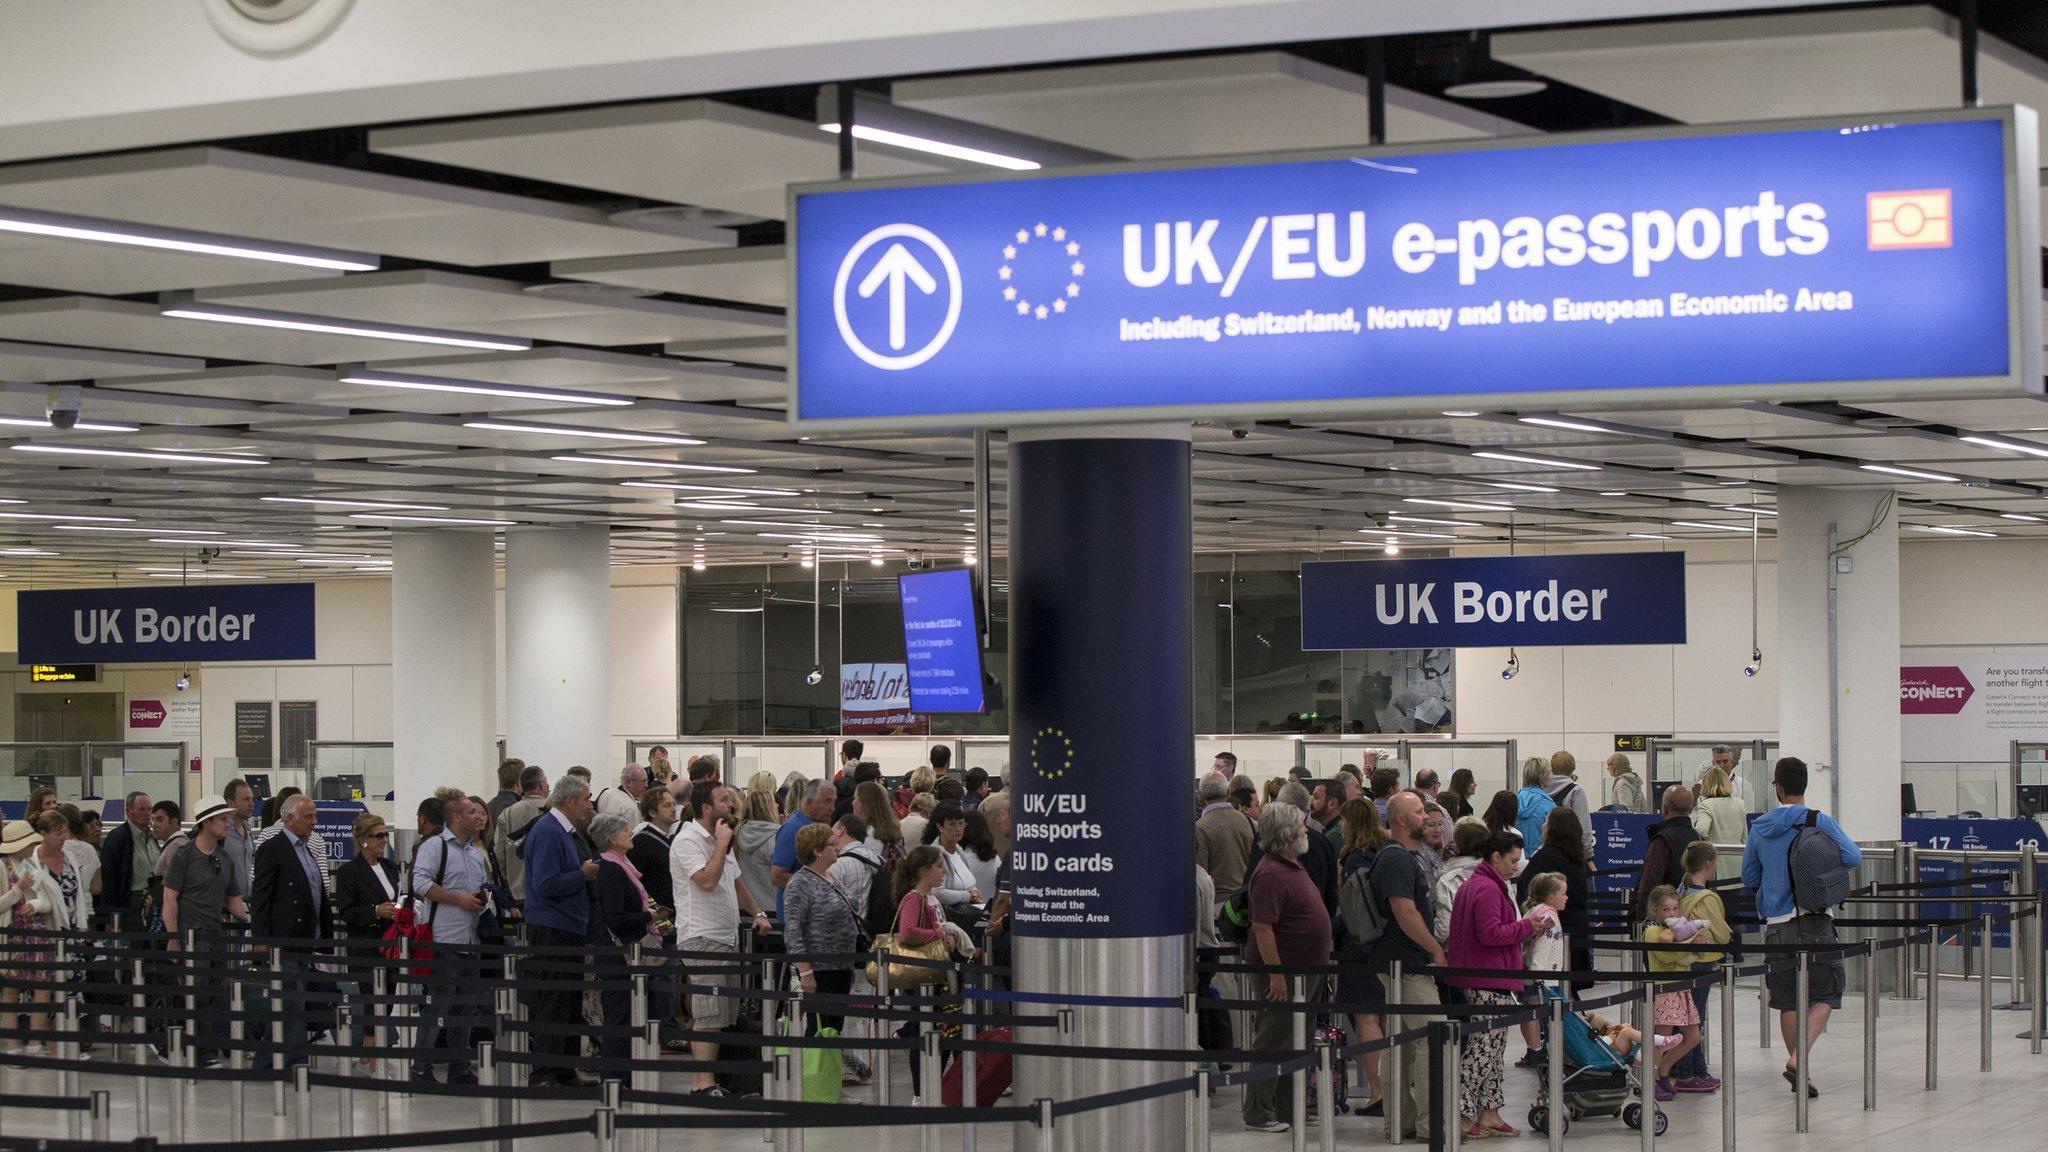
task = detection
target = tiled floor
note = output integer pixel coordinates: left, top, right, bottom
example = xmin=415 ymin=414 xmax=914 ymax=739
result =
xmin=0 ymin=978 xmax=2041 ymax=1151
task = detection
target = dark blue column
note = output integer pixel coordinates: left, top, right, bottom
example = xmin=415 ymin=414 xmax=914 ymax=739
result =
xmin=1008 ymin=431 xmax=1192 ymax=1148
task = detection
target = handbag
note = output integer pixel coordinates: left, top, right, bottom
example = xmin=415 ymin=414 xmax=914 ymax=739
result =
xmin=380 ymin=904 xmax=435 ymax=976
xmin=864 ymin=932 xmax=950 ymax=989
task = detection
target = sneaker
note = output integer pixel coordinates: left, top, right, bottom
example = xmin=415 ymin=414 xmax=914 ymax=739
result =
xmin=1654 ymin=1077 xmax=1676 ymax=1103
xmin=1652 ymin=1033 xmax=1682 ymax=1050
xmin=691 ymin=1084 xmax=736 ymax=1100
xmin=1515 ymin=1047 xmax=1548 ymax=1068
xmin=20 ymin=1043 xmax=46 ymax=1056
xmin=1244 ymin=1120 xmax=1290 ymax=1133
xmin=1357 ymin=1098 xmax=1384 ymax=1117
xmin=1674 ymin=1076 xmax=1721 ymax=1093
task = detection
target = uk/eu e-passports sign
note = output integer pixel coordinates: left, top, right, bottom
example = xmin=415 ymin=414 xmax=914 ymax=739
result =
xmin=1299 ymin=553 xmax=1686 ymax=650
xmin=790 ymin=106 xmax=2038 ymax=429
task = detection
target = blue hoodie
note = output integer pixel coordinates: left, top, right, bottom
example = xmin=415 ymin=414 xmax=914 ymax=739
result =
xmin=1514 ymin=786 xmax=1555 ymax=852
xmin=1740 ymin=804 xmax=1861 ymax=921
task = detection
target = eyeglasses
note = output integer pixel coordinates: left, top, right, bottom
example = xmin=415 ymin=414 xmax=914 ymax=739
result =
xmin=364 ymin=832 xmax=389 ymax=841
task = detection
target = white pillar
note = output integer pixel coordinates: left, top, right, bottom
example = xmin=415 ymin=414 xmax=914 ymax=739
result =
xmin=1776 ymin=486 xmax=1901 ymax=838
xmin=505 ymin=526 xmax=612 ymax=780
xmin=391 ymin=530 xmax=497 ymax=820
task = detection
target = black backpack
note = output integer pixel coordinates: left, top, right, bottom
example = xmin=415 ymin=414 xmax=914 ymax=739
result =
xmin=1787 ymin=810 xmax=1852 ymax=913
xmin=853 ymin=852 xmax=898 ymax=939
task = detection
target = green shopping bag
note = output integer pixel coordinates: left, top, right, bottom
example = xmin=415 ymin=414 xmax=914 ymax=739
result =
xmin=800 ymin=1027 xmax=841 ymax=1103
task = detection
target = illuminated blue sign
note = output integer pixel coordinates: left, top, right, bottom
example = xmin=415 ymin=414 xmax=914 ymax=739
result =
xmin=1300 ymin=552 xmax=1687 ymax=649
xmin=898 ymin=568 xmax=985 ymax=713
xmin=792 ymin=107 xmax=2037 ymax=428
xmin=19 ymin=583 xmax=316 ymax=663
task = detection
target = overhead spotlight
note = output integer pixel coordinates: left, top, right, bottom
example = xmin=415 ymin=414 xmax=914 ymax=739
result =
xmin=174 ymin=672 xmax=190 ymax=692
xmin=690 ymin=559 xmax=707 ymax=572
xmin=1501 ymin=651 xmax=1521 ymax=681
xmin=1743 ymin=647 xmax=1763 ymax=679
xmin=804 ymin=665 xmax=824 ymax=686
xmin=799 ymin=555 xmax=814 ymax=569
xmin=869 ymin=554 xmax=884 ymax=567
xmin=1382 ymin=540 xmax=1400 ymax=556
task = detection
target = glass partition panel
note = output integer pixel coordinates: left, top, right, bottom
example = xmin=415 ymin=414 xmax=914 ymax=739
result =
xmin=623 ymin=741 xmax=727 ymax=784
xmin=91 ymin=743 xmax=185 ymax=812
xmin=0 ymin=743 xmax=86 ymax=803
xmin=1902 ymin=762 xmax=2009 ymax=819
xmin=1407 ymin=741 xmax=1518 ymax=800
xmin=1299 ymin=739 xmax=1399 ymax=782
xmin=309 ymin=742 xmax=392 ymax=802
xmin=2015 ymin=743 xmax=2048 ymax=820
xmin=852 ymin=736 xmax=944 ymax=780
xmin=957 ymin=738 xmax=1008 ymax=783
xmin=728 ymin=741 xmax=832 ymax=793
xmin=1649 ymin=739 xmax=1772 ymax=812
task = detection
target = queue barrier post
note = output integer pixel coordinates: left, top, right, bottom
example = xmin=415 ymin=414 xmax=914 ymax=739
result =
xmin=1387 ymin=959 xmax=1404 ymax=1146
xmin=1192 ymin=1067 xmax=1212 ymax=1152
xmin=477 ymin=1040 xmax=495 ymax=1144
xmin=641 ymin=1022 xmax=660 ymax=1152
xmin=1439 ymin=1020 xmax=1460 ymax=1152
xmin=60 ymin=993 xmax=80 ymax=1127
xmin=1794 ymin=951 xmax=1810 ymax=1132
xmin=1720 ymin=961 xmax=1735 ymax=1152
xmin=271 ymin=947 xmax=288 ymax=1117
xmin=1637 ymin=984 xmax=1656 ymax=1152
xmin=1981 ymin=913 xmax=1994 ymax=1073
xmin=375 ymin=963 xmax=394 ymax=1133
xmin=1317 ymin=1035 xmax=1336 ymax=1152
xmin=1863 ymin=943 xmax=1877 ymax=1112
xmin=495 ymin=984 xmax=521 ymax=1132
xmin=1058 ymin=1007 xmax=1077 ymax=1106
xmin=921 ymin=1026 xmax=942 ymax=1152
xmin=90 ymin=1089 xmax=109 ymax=1144
xmin=1289 ymin=974 xmax=1307 ymax=1152
xmin=129 ymin=956 xmax=147 ymax=1065
xmin=1927 ymin=925 xmax=1940 ymax=1090
xmin=168 ymin=1025 xmax=188 ymax=1144
xmin=294 ymin=1062 xmax=313 ymax=1141
xmin=1038 ymin=1096 xmax=1056 ymax=1152
xmin=594 ymin=1103 xmax=617 ymax=1152
xmin=1548 ymin=994 xmax=1566 ymax=1152
xmin=1758 ymin=945 xmax=1771 ymax=1050
xmin=762 ymin=956 xmax=778 ymax=1147
xmin=1892 ymin=844 xmax=1917 ymax=1000
xmin=2018 ymin=847 xmax=2037 ymax=1010
xmin=874 ymin=943 xmax=892 ymax=1107
xmin=963 ymin=967 xmax=979 ymax=1152
xmin=2033 ymin=891 xmax=2046 ymax=1055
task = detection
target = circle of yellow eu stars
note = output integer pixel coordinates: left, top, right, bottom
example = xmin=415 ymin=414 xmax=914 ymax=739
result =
xmin=1031 ymin=726 xmax=1073 ymax=780
xmin=999 ymin=222 xmax=1083 ymax=320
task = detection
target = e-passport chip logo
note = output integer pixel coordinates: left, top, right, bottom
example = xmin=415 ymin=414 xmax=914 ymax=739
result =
xmin=1867 ymin=189 xmax=1952 ymax=250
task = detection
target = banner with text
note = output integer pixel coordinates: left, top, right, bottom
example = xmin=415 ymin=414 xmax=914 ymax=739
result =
xmin=1301 ymin=552 xmax=1686 ymax=650
xmin=840 ymin=661 xmax=926 ymax=734
xmin=792 ymin=107 xmax=2037 ymax=428
xmin=19 ymin=583 xmax=315 ymax=664
xmin=1901 ymin=652 xmax=2048 ymax=762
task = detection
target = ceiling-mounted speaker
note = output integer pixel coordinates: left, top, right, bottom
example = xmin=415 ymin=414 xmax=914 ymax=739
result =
xmin=204 ymin=0 xmax=356 ymax=55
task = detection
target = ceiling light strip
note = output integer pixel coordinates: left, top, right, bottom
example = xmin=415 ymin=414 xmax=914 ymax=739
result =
xmin=1471 ymin=450 xmax=1601 ymax=471
xmin=339 ymin=369 xmax=633 ymax=408
xmin=1858 ymin=463 xmax=1961 ymax=483
xmin=0 ymin=205 xmax=378 ymax=271
xmin=161 ymin=299 xmax=530 ymax=352
xmin=817 ymin=123 xmax=1039 ymax=171
xmin=11 ymin=444 xmax=262 ymax=466
xmin=466 ymin=421 xmax=702 ymax=446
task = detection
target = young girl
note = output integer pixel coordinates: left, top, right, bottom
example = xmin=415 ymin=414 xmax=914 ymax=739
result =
xmin=1642 ymin=885 xmax=1708 ymax=1100
xmin=1671 ymin=841 xmax=1731 ymax=1093
xmin=1522 ymin=872 xmax=1570 ymax=981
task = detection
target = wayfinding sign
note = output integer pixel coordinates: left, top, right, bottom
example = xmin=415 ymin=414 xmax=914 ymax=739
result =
xmin=19 ymin=583 xmax=316 ymax=663
xmin=1300 ymin=552 xmax=1687 ymax=649
xmin=791 ymin=106 xmax=2037 ymax=428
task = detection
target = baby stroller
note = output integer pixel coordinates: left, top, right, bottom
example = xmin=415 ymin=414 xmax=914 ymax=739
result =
xmin=1526 ymin=987 xmax=1668 ymax=1137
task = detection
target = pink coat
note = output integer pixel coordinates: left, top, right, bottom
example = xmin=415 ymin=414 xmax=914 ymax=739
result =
xmin=1444 ymin=860 xmax=1537 ymax=991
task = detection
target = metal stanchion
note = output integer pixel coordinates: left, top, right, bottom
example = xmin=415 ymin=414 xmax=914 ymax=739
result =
xmin=1794 ymin=952 xmax=1810 ymax=1132
xmin=1057 ymin=1006 xmax=1077 ymax=1106
xmin=1758 ymin=951 xmax=1771 ymax=1049
xmin=595 ymin=1102 xmax=617 ymax=1152
xmin=1864 ymin=943 xmax=1877 ymax=1111
xmin=921 ymin=1027 xmax=941 ymax=1152
xmin=1193 ymin=1068 xmax=1212 ymax=1152
xmin=1893 ymin=845 xmax=1916 ymax=999
xmin=2032 ymin=892 xmax=2046 ymax=1055
xmin=1548 ymin=996 xmax=1566 ymax=1152
xmin=1720 ymin=962 xmax=1735 ymax=1152
xmin=60 ymin=995 xmax=80 ymax=1115
xmin=1440 ymin=1021 xmax=1460 ymax=1152
xmin=1387 ymin=959 xmax=1404 ymax=1146
xmin=271 ymin=948 xmax=287 ymax=1117
xmin=1038 ymin=1097 xmax=1056 ymax=1152
xmin=1317 ymin=1037 xmax=1336 ymax=1152
xmin=295 ymin=1062 xmax=312 ymax=1140
xmin=375 ymin=963 xmax=394 ymax=1133
xmin=136 ymin=1021 xmax=155 ymax=1138
xmin=1638 ymin=987 xmax=1656 ymax=1152
xmin=1981 ymin=912 xmax=1994 ymax=1072
xmin=90 ymin=1088 xmax=110 ymax=1143
xmin=1926 ymin=926 xmax=1940 ymax=1090
xmin=129 ymin=956 xmax=147 ymax=1065
xmin=2019 ymin=847 xmax=2038 ymax=1012
xmin=874 ymin=944 xmax=892 ymax=1107
xmin=642 ymin=1022 xmax=660 ymax=1152
xmin=963 ymin=969 xmax=979 ymax=1152
xmin=631 ymin=968 xmax=650 ymax=1152
xmin=168 ymin=1026 xmax=188 ymax=1143
xmin=477 ymin=1040 xmax=495 ymax=1135
xmin=1289 ymin=974 xmax=1306 ymax=1152
xmin=490 ymin=1012 xmax=511 ymax=1152
xmin=762 ymin=958 xmax=779 ymax=1146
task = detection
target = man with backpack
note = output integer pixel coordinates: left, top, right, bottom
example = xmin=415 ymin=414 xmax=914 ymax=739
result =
xmin=1741 ymin=757 xmax=1859 ymax=1097
xmin=1544 ymin=751 xmax=1596 ymax=857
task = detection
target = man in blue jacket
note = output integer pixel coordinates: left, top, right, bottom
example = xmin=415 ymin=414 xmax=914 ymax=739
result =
xmin=523 ymin=775 xmax=599 ymax=1087
xmin=1741 ymin=757 xmax=1860 ymax=1096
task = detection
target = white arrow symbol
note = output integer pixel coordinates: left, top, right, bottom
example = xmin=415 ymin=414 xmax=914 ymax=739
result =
xmin=857 ymin=243 xmax=939 ymax=351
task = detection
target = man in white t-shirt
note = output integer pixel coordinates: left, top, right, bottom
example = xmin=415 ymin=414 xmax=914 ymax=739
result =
xmin=669 ymin=781 xmax=771 ymax=1098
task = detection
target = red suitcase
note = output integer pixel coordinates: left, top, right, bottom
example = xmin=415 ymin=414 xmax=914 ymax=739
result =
xmin=941 ymin=1027 xmax=1013 ymax=1107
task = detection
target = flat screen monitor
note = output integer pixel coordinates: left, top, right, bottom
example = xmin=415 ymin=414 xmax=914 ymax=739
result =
xmin=897 ymin=568 xmax=986 ymax=714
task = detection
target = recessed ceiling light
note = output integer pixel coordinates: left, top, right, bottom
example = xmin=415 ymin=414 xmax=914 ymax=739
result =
xmin=139 ymin=569 xmax=261 ymax=580
xmin=1441 ymin=410 xmax=1482 ymax=418
xmin=1959 ymin=434 xmax=2048 ymax=459
xmin=1670 ymin=520 xmax=1757 ymax=533
xmin=466 ymin=421 xmax=703 ymax=446
xmin=1859 ymin=463 xmax=1961 ymax=483
xmin=817 ymin=122 xmax=1039 ymax=171
xmin=0 ymin=416 xmax=138 ymax=433
xmin=11 ymin=444 xmax=263 ymax=466
xmin=161 ymin=299 xmax=530 ymax=352
xmin=1388 ymin=514 xmax=1482 ymax=527
xmin=1373 ymin=528 xmax=1457 ymax=540
xmin=295 ymin=558 xmax=383 ymax=566
xmin=1518 ymin=416 xmax=1627 ymax=435
xmin=0 ymin=511 xmax=131 ymax=522
xmin=675 ymin=501 xmax=760 ymax=512
xmin=339 ymin=369 xmax=634 ymax=408
xmin=0 ymin=548 xmax=56 ymax=556
xmin=1472 ymin=450 xmax=1601 ymax=471
xmin=621 ymin=481 xmax=799 ymax=497
xmin=0 ymin=205 xmax=379 ymax=271
xmin=758 ymin=531 xmax=882 ymax=543
xmin=261 ymin=496 xmax=451 ymax=511
xmin=55 ymin=524 xmax=223 ymax=535
xmin=550 ymin=454 xmax=755 ymax=474
xmin=710 ymin=606 xmax=762 ymax=613
xmin=1443 ymin=79 xmax=1549 ymax=100
xmin=1403 ymin=497 xmax=1513 ymax=512
xmin=1999 ymin=513 xmax=2044 ymax=522
xmin=691 ymin=559 xmax=707 ymax=571
xmin=1478 ymin=481 xmax=1560 ymax=494
xmin=1627 ymin=533 xmax=1675 ymax=540
xmin=1911 ymin=524 xmax=1997 ymax=538
xmin=348 ymin=513 xmax=517 ymax=526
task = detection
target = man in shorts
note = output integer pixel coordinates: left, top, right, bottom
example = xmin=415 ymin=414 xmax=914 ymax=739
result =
xmin=1741 ymin=757 xmax=1860 ymax=1095
xmin=160 ymin=799 xmax=249 ymax=1067
xmin=669 ymin=780 xmax=773 ymax=1098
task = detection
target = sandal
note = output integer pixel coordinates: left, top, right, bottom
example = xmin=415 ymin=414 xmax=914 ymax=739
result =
xmin=1782 ymin=1067 xmax=1819 ymax=1098
xmin=1486 ymin=1122 xmax=1521 ymax=1136
xmin=1461 ymin=1122 xmax=1493 ymax=1140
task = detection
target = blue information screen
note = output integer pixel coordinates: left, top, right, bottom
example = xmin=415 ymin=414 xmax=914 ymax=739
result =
xmin=792 ymin=108 xmax=2035 ymax=427
xmin=1301 ymin=552 xmax=1687 ymax=650
xmin=898 ymin=568 xmax=985 ymax=713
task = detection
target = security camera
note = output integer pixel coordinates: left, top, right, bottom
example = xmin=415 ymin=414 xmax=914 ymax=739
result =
xmin=197 ymin=546 xmax=220 ymax=563
xmin=1743 ymin=647 xmax=1763 ymax=678
xmin=174 ymin=674 xmax=190 ymax=693
xmin=906 ymin=549 xmax=928 ymax=571
xmin=45 ymin=385 xmax=81 ymax=430
xmin=805 ymin=665 xmax=824 ymax=686
xmin=1231 ymin=427 xmax=1251 ymax=440
xmin=1501 ymin=651 xmax=1521 ymax=681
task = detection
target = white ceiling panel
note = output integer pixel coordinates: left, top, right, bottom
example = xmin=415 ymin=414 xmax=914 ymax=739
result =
xmin=895 ymin=52 xmax=1530 ymax=159
xmin=0 ymin=339 xmax=200 ymax=382
xmin=666 ymin=335 xmax=786 ymax=368
xmin=101 ymin=363 xmax=617 ymax=417
xmin=0 ymin=296 xmax=496 ymax=365
xmin=1496 ymin=7 xmax=2048 ymax=155
xmin=197 ymin=270 xmax=781 ymax=346
xmin=553 ymin=245 xmax=787 ymax=307
xmin=0 ymin=148 xmax=723 ymax=266
xmin=1855 ymin=396 xmax=2048 ymax=431
xmin=370 ymin=100 xmax=950 ymax=222
xmin=374 ymin=347 xmax=785 ymax=404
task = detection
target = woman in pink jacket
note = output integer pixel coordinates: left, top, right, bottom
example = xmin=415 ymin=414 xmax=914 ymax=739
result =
xmin=1446 ymin=829 xmax=1557 ymax=1139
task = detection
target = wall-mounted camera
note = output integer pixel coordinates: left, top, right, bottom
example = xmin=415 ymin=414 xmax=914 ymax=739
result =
xmin=906 ymin=549 xmax=928 ymax=571
xmin=45 ymin=385 xmax=81 ymax=430
xmin=196 ymin=546 xmax=221 ymax=563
